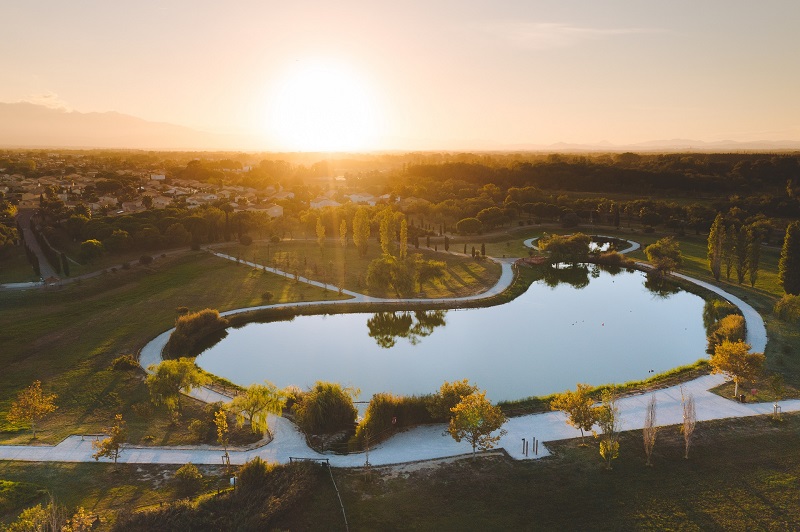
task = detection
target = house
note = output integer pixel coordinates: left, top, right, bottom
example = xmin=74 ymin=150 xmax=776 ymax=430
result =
xmin=347 ymin=193 xmax=378 ymax=206
xmin=246 ymin=203 xmax=283 ymax=218
xmin=150 ymin=173 xmax=166 ymax=181
xmin=310 ymin=197 xmax=341 ymax=209
xmin=272 ymin=190 xmax=295 ymax=201
xmin=152 ymin=196 xmax=172 ymax=209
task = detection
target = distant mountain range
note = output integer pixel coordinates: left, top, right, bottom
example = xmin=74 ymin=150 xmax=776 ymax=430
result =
xmin=1 ymin=101 xmax=799 ymax=152
xmin=0 ymin=102 xmax=249 ymax=150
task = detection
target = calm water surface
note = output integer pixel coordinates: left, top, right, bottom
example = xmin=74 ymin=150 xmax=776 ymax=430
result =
xmin=196 ymin=266 xmax=707 ymax=402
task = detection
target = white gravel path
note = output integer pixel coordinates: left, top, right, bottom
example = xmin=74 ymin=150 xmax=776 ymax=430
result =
xmin=1 ymin=240 xmax=785 ymax=467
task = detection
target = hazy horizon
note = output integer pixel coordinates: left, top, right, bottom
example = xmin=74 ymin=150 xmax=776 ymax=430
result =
xmin=2 ymin=1 xmax=799 ymax=151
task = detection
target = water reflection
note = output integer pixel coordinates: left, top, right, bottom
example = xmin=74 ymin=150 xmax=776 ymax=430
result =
xmin=367 ymin=310 xmax=448 ymax=348
xmin=643 ymin=271 xmax=682 ymax=298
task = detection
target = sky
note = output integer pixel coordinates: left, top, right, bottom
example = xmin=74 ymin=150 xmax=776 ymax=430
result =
xmin=2 ymin=1 xmax=799 ymax=151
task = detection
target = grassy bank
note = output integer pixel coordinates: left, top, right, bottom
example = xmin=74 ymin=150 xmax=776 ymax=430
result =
xmin=215 ymin=238 xmax=501 ymax=299
xmin=0 ymin=251 xmax=340 ymax=444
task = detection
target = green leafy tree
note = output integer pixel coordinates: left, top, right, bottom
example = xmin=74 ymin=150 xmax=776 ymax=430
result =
xmin=594 ymin=388 xmax=620 ymax=470
xmin=339 ymin=219 xmax=347 ymax=250
xmin=292 ymin=381 xmax=359 ymax=435
xmin=428 ymin=379 xmax=479 ymax=421
xmin=723 ymin=223 xmax=736 ymax=280
xmin=734 ymin=225 xmax=749 ymax=284
xmin=644 ymin=236 xmax=683 ymax=275
xmin=92 ymin=413 xmax=127 ymax=465
xmin=229 ymin=381 xmax=287 ymax=437
xmin=214 ymin=409 xmax=229 ymax=453
xmin=352 ymin=207 xmax=371 ymax=257
xmin=316 ymin=216 xmax=326 ymax=253
xmin=78 ymin=239 xmax=104 ymax=263
xmin=174 ymin=462 xmax=203 ymax=496
xmin=146 ymin=358 xmax=210 ymax=416
xmin=399 ymin=218 xmax=408 ymax=260
xmin=456 ymin=217 xmax=483 ymax=235
xmin=747 ymin=225 xmax=761 ymax=287
xmin=710 ymin=340 xmax=765 ymax=397
xmin=550 ymin=383 xmax=597 ymax=444
xmin=379 ymin=208 xmax=394 ymax=256
xmin=6 ymin=380 xmax=57 ymax=439
xmin=707 ymin=213 xmax=724 ymax=281
xmin=448 ymin=391 xmax=507 ymax=457
xmin=779 ymin=221 xmax=800 ymax=295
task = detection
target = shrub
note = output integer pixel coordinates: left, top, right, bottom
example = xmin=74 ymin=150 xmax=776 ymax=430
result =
xmin=262 ymin=291 xmax=274 ymax=302
xmin=428 ymin=380 xmax=479 ymax=422
xmin=237 ymin=457 xmax=273 ymax=494
xmin=292 ymin=382 xmax=358 ymax=435
xmin=166 ymin=309 xmax=229 ymax=357
xmin=110 ymin=354 xmax=139 ymax=371
xmin=270 ymin=235 xmax=281 ymax=243
xmin=120 ymin=262 xmax=130 ymax=270
xmin=174 ymin=463 xmax=202 ymax=497
xmin=139 ymin=254 xmax=153 ymax=265
xmin=703 ymin=299 xmax=739 ymax=330
xmin=240 ymin=235 xmax=253 ymax=246
xmin=775 ymin=294 xmax=800 ymax=323
xmin=176 ymin=306 xmax=189 ymax=315
xmin=350 ymin=393 xmax=434 ymax=450
xmin=707 ymin=314 xmax=746 ymax=354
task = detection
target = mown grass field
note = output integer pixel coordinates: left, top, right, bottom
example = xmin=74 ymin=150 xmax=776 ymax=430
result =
xmin=0 ymin=246 xmax=40 ymax=283
xmin=216 ymin=238 xmax=501 ymax=299
xmin=310 ymin=413 xmax=800 ymax=531
xmin=0 ymin=251 xmax=343 ymax=444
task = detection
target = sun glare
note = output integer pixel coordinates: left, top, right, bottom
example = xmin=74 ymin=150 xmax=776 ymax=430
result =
xmin=267 ymin=60 xmax=380 ymax=152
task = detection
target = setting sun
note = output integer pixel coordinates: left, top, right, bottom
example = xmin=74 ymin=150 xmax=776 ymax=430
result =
xmin=267 ymin=60 xmax=380 ymax=152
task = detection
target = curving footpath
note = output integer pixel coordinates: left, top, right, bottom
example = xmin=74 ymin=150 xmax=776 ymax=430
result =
xmin=0 ymin=242 xmax=791 ymax=467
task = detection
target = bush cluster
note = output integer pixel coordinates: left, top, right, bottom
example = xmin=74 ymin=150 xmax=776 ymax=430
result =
xmin=349 ymin=393 xmax=434 ymax=450
xmin=166 ymin=308 xmax=229 ymax=357
xmin=291 ymin=382 xmax=357 ymax=435
xmin=774 ymin=294 xmax=800 ymax=323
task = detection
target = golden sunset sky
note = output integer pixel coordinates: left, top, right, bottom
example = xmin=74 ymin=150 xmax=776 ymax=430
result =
xmin=2 ymin=1 xmax=799 ymax=151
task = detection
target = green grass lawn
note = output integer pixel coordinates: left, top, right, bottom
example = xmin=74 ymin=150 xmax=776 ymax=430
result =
xmin=0 ymin=251 xmax=344 ymax=444
xmin=216 ymin=239 xmax=501 ymax=299
xmin=0 ymin=462 xmax=229 ymax=527
xmin=0 ymin=246 xmax=39 ymax=283
xmin=311 ymin=413 xmax=800 ymax=531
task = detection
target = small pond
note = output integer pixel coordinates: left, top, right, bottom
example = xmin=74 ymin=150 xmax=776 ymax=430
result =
xmin=196 ymin=265 xmax=708 ymax=403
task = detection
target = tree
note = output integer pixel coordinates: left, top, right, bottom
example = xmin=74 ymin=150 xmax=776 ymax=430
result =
xmin=214 ymin=409 xmax=229 ymax=454
xmin=339 ymin=219 xmax=347 ymax=250
xmin=78 ymin=239 xmax=104 ymax=263
xmin=146 ymin=358 xmax=210 ymax=417
xmin=399 ymin=218 xmax=408 ymax=260
xmin=779 ymin=221 xmax=800 ymax=295
xmin=447 ymin=391 xmax=507 ymax=458
xmin=707 ymin=213 xmax=724 ymax=281
xmin=643 ymin=394 xmax=658 ymax=467
xmin=428 ymin=379 xmax=479 ymax=422
xmin=710 ymin=340 xmax=765 ymax=397
xmin=379 ymin=209 xmax=394 ymax=256
xmin=550 ymin=383 xmax=597 ymax=445
xmin=6 ymin=380 xmax=58 ymax=439
xmin=680 ymin=386 xmax=696 ymax=460
xmin=174 ymin=462 xmax=203 ymax=496
xmin=747 ymin=225 xmax=761 ymax=287
xmin=352 ymin=207 xmax=371 ymax=257
xmin=456 ymin=217 xmax=483 ymax=235
xmin=316 ymin=216 xmax=326 ymax=253
xmin=92 ymin=413 xmax=127 ymax=465
xmin=594 ymin=388 xmax=620 ymax=470
xmin=734 ymin=225 xmax=749 ymax=284
xmin=723 ymin=223 xmax=735 ymax=280
xmin=292 ymin=381 xmax=359 ymax=435
xmin=62 ymin=506 xmax=96 ymax=532
xmin=228 ymin=381 xmax=287 ymax=437
xmin=644 ymin=236 xmax=683 ymax=275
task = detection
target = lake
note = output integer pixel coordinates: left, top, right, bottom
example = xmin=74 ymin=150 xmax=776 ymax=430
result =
xmin=196 ymin=265 xmax=708 ymax=403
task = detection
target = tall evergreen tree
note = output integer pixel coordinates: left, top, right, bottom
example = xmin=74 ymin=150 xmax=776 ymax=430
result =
xmin=779 ymin=221 xmax=800 ymax=295
xmin=723 ymin=223 xmax=736 ymax=280
xmin=707 ymin=213 xmax=724 ymax=281
xmin=352 ymin=207 xmax=371 ymax=257
xmin=734 ymin=225 xmax=749 ymax=284
xmin=747 ymin=226 xmax=761 ymax=288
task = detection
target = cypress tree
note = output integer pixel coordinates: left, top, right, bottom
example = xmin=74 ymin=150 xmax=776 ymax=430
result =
xmin=723 ymin=223 xmax=735 ymax=280
xmin=481 ymin=243 xmax=486 ymax=257
xmin=779 ymin=221 xmax=800 ymax=295
xmin=735 ymin=225 xmax=748 ymax=284
xmin=747 ymin=226 xmax=760 ymax=288
xmin=61 ymin=252 xmax=70 ymax=277
xmin=707 ymin=214 xmax=724 ymax=281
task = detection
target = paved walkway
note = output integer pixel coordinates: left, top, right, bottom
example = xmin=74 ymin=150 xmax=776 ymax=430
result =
xmin=0 ymin=238 xmax=784 ymax=467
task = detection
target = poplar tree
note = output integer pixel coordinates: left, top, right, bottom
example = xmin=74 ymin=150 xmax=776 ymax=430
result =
xmin=747 ymin=226 xmax=761 ymax=287
xmin=734 ymin=225 xmax=749 ymax=284
xmin=779 ymin=221 xmax=800 ymax=295
xmin=399 ymin=218 xmax=408 ymax=260
xmin=723 ymin=223 xmax=736 ymax=280
xmin=339 ymin=219 xmax=347 ymax=250
xmin=707 ymin=213 xmax=724 ymax=281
